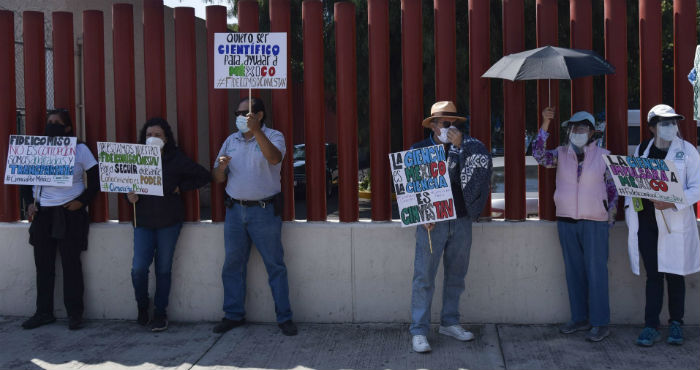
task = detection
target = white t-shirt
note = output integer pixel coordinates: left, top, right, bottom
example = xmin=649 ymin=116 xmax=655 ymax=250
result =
xmin=214 ymin=126 xmax=286 ymax=201
xmin=34 ymin=143 xmax=98 ymax=206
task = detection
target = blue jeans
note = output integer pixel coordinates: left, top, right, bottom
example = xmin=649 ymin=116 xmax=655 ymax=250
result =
xmin=410 ymin=217 xmax=472 ymax=336
xmin=222 ymin=203 xmax=292 ymax=323
xmin=557 ymin=220 xmax=610 ymax=327
xmin=131 ymin=223 xmax=183 ymax=316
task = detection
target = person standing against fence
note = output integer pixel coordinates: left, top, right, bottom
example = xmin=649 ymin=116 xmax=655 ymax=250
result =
xmin=212 ymin=97 xmax=296 ymax=336
xmin=533 ymin=107 xmax=617 ymax=342
xmin=21 ymin=109 xmax=99 ymax=331
xmin=408 ymin=101 xmax=492 ymax=353
xmin=625 ymin=104 xmax=700 ymax=347
xmin=126 ymin=117 xmax=210 ymax=332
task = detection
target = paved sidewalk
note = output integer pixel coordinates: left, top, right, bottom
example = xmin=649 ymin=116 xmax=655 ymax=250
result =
xmin=0 ymin=316 xmax=697 ymax=370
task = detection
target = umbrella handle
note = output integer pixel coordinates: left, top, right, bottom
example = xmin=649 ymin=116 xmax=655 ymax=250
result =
xmin=548 ymin=79 xmax=551 ymax=107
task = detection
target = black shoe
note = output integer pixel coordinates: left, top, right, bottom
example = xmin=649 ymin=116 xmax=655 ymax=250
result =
xmin=68 ymin=316 xmax=83 ymax=331
xmin=21 ymin=313 xmax=56 ymax=329
xmin=278 ymin=320 xmax=298 ymax=336
xmin=137 ymin=306 xmax=150 ymax=326
xmin=212 ymin=318 xmax=245 ymax=334
xmin=150 ymin=313 xmax=168 ymax=332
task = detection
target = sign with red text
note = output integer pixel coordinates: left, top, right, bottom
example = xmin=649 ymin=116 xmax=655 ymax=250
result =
xmin=4 ymin=135 xmax=76 ymax=186
xmin=213 ymin=32 xmax=287 ymax=89
xmin=97 ymin=142 xmax=163 ymax=196
xmin=389 ymin=145 xmax=457 ymax=227
xmin=603 ymin=155 xmax=686 ymax=204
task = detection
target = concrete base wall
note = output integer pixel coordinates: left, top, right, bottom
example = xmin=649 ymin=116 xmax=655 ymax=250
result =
xmin=0 ymin=221 xmax=698 ymax=324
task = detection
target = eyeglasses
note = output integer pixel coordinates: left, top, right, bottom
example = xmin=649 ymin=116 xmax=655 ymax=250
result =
xmin=235 ymin=110 xmax=254 ymax=117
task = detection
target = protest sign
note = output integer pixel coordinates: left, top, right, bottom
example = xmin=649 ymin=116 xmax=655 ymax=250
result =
xmin=603 ymin=154 xmax=686 ymax=204
xmin=4 ymin=135 xmax=76 ymax=187
xmin=213 ymin=32 xmax=287 ymax=90
xmin=389 ymin=145 xmax=457 ymax=227
xmin=97 ymin=142 xmax=163 ymax=196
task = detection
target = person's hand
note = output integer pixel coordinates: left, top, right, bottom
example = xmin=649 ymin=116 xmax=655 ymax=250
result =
xmin=652 ymin=201 xmax=675 ymax=210
xmin=217 ymin=155 xmax=232 ymax=168
xmin=246 ymin=112 xmax=262 ymax=133
xmin=447 ymin=127 xmax=462 ymax=148
xmin=423 ymin=223 xmax=435 ymax=232
xmin=127 ymin=191 xmax=139 ymax=204
xmin=27 ymin=203 xmax=38 ymax=219
xmin=63 ymin=200 xmax=83 ymax=211
xmin=541 ymin=106 xmax=555 ymax=131
xmin=173 ymin=186 xmax=180 ymax=194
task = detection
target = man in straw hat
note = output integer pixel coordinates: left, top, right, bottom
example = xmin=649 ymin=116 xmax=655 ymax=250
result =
xmin=408 ymin=101 xmax=492 ymax=353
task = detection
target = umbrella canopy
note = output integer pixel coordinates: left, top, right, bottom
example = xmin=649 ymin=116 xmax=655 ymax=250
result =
xmin=481 ymin=46 xmax=615 ymax=81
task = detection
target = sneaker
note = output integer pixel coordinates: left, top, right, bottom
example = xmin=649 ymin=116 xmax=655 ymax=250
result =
xmin=137 ymin=306 xmax=150 ymax=326
xmin=412 ymin=335 xmax=431 ymax=353
xmin=585 ymin=326 xmax=610 ymax=342
xmin=667 ymin=321 xmax=684 ymax=345
xmin=150 ymin=314 xmax=168 ymax=332
xmin=559 ymin=320 xmax=591 ymax=334
xmin=439 ymin=325 xmax=475 ymax=342
xmin=212 ymin=318 xmax=245 ymax=334
xmin=636 ymin=327 xmax=661 ymax=347
xmin=68 ymin=316 xmax=83 ymax=331
xmin=21 ymin=313 xmax=56 ymax=329
xmin=278 ymin=320 xmax=298 ymax=336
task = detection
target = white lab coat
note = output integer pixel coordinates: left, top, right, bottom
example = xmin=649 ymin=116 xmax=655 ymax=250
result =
xmin=624 ymin=136 xmax=700 ymax=276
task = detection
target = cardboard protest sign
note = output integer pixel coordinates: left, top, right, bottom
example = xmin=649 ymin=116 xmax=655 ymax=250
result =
xmin=97 ymin=142 xmax=163 ymax=196
xmin=389 ymin=145 xmax=457 ymax=227
xmin=603 ymin=155 xmax=686 ymax=204
xmin=4 ymin=135 xmax=76 ymax=187
xmin=213 ymin=32 xmax=287 ymax=89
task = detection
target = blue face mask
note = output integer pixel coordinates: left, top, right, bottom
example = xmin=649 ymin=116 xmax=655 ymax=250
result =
xmin=236 ymin=115 xmax=249 ymax=133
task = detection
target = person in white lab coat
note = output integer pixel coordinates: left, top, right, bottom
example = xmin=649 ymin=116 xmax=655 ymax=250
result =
xmin=625 ymin=104 xmax=700 ymax=347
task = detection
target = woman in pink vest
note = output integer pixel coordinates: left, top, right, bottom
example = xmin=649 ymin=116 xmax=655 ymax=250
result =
xmin=533 ymin=107 xmax=618 ymax=342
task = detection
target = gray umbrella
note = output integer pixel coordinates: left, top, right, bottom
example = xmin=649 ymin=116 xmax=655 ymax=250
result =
xmin=482 ymin=46 xmax=615 ymax=105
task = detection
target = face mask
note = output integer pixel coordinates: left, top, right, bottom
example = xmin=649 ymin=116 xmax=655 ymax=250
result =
xmin=569 ymin=132 xmax=589 ymax=148
xmin=146 ymin=137 xmax=165 ymax=149
xmin=437 ymin=127 xmax=450 ymax=143
xmin=45 ymin=123 xmax=66 ymax=137
xmin=656 ymin=124 xmax=678 ymax=141
xmin=236 ymin=115 xmax=250 ymax=133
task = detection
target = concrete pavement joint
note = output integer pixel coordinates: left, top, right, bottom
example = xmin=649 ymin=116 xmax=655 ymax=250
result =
xmin=186 ymin=329 xmax=225 ymax=370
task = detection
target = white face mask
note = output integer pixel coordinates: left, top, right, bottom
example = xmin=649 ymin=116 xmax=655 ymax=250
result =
xmin=656 ymin=124 xmax=678 ymax=142
xmin=569 ymin=132 xmax=589 ymax=148
xmin=236 ymin=115 xmax=250 ymax=133
xmin=437 ymin=127 xmax=450 ymax=143
xmin=146 ymin=137 xmax=165 ymax=149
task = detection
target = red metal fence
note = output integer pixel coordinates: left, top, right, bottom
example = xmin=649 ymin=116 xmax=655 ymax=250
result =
xmin=0 ymin=0 xmax=697 ymax=223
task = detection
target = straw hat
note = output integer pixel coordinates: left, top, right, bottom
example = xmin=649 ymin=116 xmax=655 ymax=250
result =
xmin=421 ymin=101 xmax=467 ymax=128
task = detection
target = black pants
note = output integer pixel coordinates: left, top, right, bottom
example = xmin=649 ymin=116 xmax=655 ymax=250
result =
xmin=638 ymin=222 xmax=685 ymax=328
xmin=33 ymin=240 xmax=84 ymax=318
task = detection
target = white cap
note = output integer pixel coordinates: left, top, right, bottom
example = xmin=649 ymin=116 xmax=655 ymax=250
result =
xmin=647 ymin=104 xmax=685 ymax=124
xmin=562 ymin=111 xmax=595 ymax=128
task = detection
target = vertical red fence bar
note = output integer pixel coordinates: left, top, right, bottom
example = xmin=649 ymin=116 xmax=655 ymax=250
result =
xmin=401 ymin=0 xmax=423 ymax=150
xmin=468 ymin=0 xmax=491 ymax=218
xmin=535 ymin=0 xmax=558 ymax=221
xmin=113 ymin=4 xmax=137 ymax=222
xmin=639 ymin=0 xmax=662 ymax=142
xmin=673 ymin=0 xmax=698 ymax=216
xmin=434 ymin=0 xmax=456 ymax=103
xmin=502 ymin=0 xmax=526 ymax=220
xmin=335 ymin=2 xmax=358 ymax=222
xmin=174 ymin=7 xmax=200 ymax=221
xmin=368 ymin=0 xmax=392 ymax=221
xmin=569 ymin=0 xmax=593 ymax=114
xmin=143 ymin=0 xmax=167 ymax=119
xmin=23 ymin=11 xmax=46 ymax=136
xmin=206 ymin=5 xmax=228 ymax=222
xmin=270 ymin=0 xmax=295 ymax=221
xmin=238 ymin=0 xmax=259 ymax=101
xmin=303 ymin=0 xmax=326 ymax=221
xmin=0 ymin=11 xmax=19 ymax=221
xmin=604 ymin=0 xmax=628 ymax=219
xmin=52 ymin=12 xmax=76 ymax=125
xmin=83 ymin=10 xmax=108 ymax=222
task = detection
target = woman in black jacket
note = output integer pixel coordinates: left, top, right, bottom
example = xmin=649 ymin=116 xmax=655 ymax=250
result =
xmin=22 ymin=108 xmax=99 ymax=331
xmin=127 ymin=117 xmax=210 ymax=331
